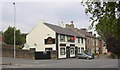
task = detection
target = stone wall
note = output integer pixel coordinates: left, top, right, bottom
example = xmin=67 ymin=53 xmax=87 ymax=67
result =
xmin=2 ymin=44 xmax=35 ymax=59
xmin=50 ymin=50 xmax=57 ymax=59
xmin=2 ymin=44 xmax=57 ymax=59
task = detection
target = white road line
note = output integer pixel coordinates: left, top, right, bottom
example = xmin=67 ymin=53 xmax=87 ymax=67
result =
xmin=98 ymin=64 xmax=118 ymax=68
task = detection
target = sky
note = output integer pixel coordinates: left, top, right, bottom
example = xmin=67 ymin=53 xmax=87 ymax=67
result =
xmin=1 ymin=2 xmax=95 ymax=34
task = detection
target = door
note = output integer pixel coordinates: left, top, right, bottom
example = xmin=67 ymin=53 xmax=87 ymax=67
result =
xmin=66 ymin=47 xmax=70 ymax=58
xmin=75 ymin=47 xmax=78 ymax=56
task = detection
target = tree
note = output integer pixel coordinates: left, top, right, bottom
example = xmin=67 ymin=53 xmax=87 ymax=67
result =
xmin=3 ymin=26 xmax=27 ymax=45
xmin=82 ymin=1 xmax=120 ymax=58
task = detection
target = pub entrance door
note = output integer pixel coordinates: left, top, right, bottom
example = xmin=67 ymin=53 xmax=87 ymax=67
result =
xmin=66 ymin=47 xmax=70 ymax=58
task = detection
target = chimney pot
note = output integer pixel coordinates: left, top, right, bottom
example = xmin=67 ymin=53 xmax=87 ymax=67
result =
xmin=71 ymin=21 xmax=74 ymax=24
xmin=81 ymin=28 xmax=87 ymax=32
xmin=88 ymin=32 xmax=92 ymax=34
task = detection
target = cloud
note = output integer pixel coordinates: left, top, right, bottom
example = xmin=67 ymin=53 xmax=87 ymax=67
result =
xmin=2 ymin=2 xmax=92 ymax=33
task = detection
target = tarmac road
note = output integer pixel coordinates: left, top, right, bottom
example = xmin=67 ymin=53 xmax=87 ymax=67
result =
xmin=2 ymin=57 xmax=119 ymax=68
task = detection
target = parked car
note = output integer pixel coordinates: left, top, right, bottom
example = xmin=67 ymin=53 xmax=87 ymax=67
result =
xmin=77 ymin=53 xmax=94 ymax=60
xmin=85 ymin=52 xmax=94 ymax=59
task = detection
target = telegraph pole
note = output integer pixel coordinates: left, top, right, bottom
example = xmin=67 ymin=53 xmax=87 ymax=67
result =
xmin=13 ymin=3 xmax=16 ymax=58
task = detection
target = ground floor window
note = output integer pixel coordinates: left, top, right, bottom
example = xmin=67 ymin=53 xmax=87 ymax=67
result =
xmin=70 ymin=48 xmax=74 ymax=54
xmin=60 ymin=48 xmax=65 ymax=55
xmin=78 ymin=48 xmax=80 ymax=53
xmin=81 ymin=47 xmax=84 ymax=53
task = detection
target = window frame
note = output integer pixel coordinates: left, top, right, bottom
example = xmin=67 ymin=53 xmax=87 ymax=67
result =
xmin=60 ymin=34 xmax=65 ymax=42
xmin=81 ymin=47 xmax=84 ymax=53
xmin=60 ymin=48 xmax=65 ymax=55
xmin=70 ymin=48 xmax=74 ymax=54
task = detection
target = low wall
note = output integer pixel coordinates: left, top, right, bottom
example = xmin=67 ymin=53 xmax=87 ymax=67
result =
xmin=2 ymin=44 xmax=35 ymax=59
xmin=2 ymin=44 xmax=57 ymax=60
xmin=50 ymin=50 xmax=57 ymax=59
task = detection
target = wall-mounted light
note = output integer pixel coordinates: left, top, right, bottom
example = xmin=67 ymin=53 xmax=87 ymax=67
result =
xmin=34 ymin=44 xmax=37 ymax=46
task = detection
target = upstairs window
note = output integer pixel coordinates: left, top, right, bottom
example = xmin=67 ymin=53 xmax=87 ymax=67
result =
xmin=60 ymin=34 xmax=65 ymax=42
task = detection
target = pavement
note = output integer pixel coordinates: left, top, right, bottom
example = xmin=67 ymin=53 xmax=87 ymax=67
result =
xmin=1 ymin=54 xmax=119 ymax=68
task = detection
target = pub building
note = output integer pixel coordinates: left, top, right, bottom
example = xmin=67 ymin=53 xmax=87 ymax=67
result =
xmin=22 ymin=21 xmax=86 ymax=59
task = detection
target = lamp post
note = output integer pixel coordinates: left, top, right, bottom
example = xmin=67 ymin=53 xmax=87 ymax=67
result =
xmin=13 ymin=3 xmax=16 ymax=58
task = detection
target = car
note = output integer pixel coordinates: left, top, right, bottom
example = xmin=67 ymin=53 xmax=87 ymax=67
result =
xmin=85 ymin=52 xmax=94 ymax=59
xmin=77 ymin=53 xmax=94 ymax=60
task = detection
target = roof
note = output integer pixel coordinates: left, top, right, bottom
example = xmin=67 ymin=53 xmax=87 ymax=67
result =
xmin=44 ymin=23 xmax=84 ymax=38
xmin=77 ymin=30 xmax=96 ymax=38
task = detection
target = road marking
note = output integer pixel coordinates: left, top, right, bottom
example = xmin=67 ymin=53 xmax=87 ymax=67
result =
xmin=98 ymin=64 xmax=117 ymax=68
xmin=14 ymin=64 xmax=46 ymax=67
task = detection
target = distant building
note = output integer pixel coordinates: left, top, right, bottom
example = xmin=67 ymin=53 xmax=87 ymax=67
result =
xmin=96 ymin=39 xmax=107 ymax=54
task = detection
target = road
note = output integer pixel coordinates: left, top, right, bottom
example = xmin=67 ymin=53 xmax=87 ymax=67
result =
xmin=2 ymin=57 xmax=119 ymax=68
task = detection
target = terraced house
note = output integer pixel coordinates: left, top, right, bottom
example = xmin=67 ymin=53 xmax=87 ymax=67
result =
xmin=65 ymin=22 xmax=97 ymax=54
xmin=22 ymin=21 xmax=86 ymax=59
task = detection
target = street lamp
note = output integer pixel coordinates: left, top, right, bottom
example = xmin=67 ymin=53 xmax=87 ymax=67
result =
xmin=13 ymin=3 xmax=16 ymax=58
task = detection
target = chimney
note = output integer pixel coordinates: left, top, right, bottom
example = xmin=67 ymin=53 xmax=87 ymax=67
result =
xmin=65 ymin=21 xmax=74 ymax=29
xmin=59 ymin=22 xmax=65 ymax=28
xmin=88 ymin=32 xmax=92 ymax=35
xmin=71 ymin=21 xmax=74 ymax=24
xmin=94 ymin=34 xmax=96 ymax=37
xmin=81 ymin=28 xmax=87 ymax=32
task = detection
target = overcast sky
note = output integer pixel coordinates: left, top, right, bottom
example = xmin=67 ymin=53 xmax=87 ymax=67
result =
xmin=2 ymin=2 xmax=93 ymax=33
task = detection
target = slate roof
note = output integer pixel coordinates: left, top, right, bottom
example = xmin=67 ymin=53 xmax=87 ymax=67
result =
xmin=44 ymin=23 xmax=84 ymax=38
xmin=77 ymin=29 xmax=96 ymax=38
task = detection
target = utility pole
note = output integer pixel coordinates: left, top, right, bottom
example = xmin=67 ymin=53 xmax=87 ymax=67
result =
xmin=13 ymin=3 xmax=16 ymax=58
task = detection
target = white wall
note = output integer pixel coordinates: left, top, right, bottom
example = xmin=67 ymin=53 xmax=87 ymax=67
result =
xmin=58 ymin=35 xmax=86 ymax=58
xmin=58 ymin=34 xmax=67 ymax=58
xmin=23 ymin=21 xmax=56 ymax=52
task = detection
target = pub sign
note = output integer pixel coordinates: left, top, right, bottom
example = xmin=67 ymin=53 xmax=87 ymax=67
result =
xmin=45 ymin=37 xmax=55 ymax=44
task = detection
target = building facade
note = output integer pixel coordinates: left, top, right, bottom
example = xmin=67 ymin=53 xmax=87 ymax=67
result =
xmin=65 ymin=23 xmax=96 ymax=54
xmin=23 ymin=21 xmax=86 ymax=59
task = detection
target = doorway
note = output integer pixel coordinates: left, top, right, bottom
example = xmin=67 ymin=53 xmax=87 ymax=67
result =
xmin=66 ymin=47 xmax=70 ymax=58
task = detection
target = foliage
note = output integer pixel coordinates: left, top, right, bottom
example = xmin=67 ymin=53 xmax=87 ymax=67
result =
xmin=109 ymin=53 xmax=118 ymax=59
xmin=82 ymin=1 xmax=120 ymax=58
xmin=3 ymin=26 xmax=27 ymax=45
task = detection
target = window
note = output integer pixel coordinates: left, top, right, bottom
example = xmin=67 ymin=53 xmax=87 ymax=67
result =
xmin=60 ymin=34 xmax=65 ymax=42
xmin=60 ymin=48 xmax=65 ymax=55
xmin=78 ymin=38 xmax=80 ymax=43
xmin=70 ymin=48 xmax=74 ymax=54
xmin=81 ymin=48 xmax=84 ymax=53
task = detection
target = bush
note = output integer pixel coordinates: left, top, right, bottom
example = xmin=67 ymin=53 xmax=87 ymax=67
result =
xmin=104 ymin=53 xmax=107 ymax=55
xmin=93 ymin=53 xmax=99 ymax=56
xmin=16 ymin=45 xmax=23 ymax=49
xmin=109 ymin=53 xmax=117 ymax=59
